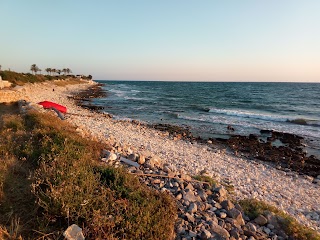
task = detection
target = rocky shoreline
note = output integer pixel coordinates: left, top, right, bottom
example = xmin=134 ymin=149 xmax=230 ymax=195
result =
xmin=17 ymin=81 xmax=320 ymax=234
xmin=70 ymin=82 xmax=320 ymax=179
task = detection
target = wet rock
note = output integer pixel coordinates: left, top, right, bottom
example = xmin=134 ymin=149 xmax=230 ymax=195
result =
xmin=223 ymin=131 xmax=320 ymax=177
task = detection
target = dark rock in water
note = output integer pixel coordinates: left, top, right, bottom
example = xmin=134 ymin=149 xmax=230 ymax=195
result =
xmin=76 ymin=83 xmax=107 ymax=99
xmin=287 ymin=118 xmax=308 ymax=125
xmin=249 ymin=134 xmax=258 ymax=140
xmin=217 ymin=130 xmax=320 ymax=177
xmin=72 ymin=83 xmax=108 ymax=112
xmin=151 ymin=123 xmax=197 ymax=141
xmin=80 ymin=104 xmax=104 ymax=111
xmin=215 ymin=138 xmax=228 ymax=143
xmin=260 ymin=129 xmax=273 ymax=134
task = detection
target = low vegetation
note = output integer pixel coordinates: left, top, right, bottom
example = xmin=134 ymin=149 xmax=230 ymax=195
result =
xmin=0 ymin=70 xmax=92 ymax=86
xmin=239 ymin=198 xmax=320 ymax=240
xmin=192 ymin=175 xmax=218 ymax=187
xmin=0 ymin=110 xmax=177 ymax=239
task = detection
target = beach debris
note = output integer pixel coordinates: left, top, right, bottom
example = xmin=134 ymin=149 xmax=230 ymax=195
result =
xmin=120 ymin=157 xmax=140 ymax=168
xmin=50 ymin=107 xmax=65 ymax=120
xmin=63 ymin=224 xmax=85 ymax=240
xmin=104 ymin=150 xmax=117 ymax=161
xmin=38 ymin=100 xmax=67 ymax=113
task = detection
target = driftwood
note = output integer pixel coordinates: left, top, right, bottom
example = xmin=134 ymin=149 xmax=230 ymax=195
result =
xmin=129 ymin=172 xmax=211 ymax=185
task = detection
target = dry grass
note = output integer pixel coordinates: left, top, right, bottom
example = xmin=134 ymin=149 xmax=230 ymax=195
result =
xmin=239 ymin=198 xmax=320 ymax=240
xmin=0 ymin=111 xmax=177 ymax=239
xmin=53 ymin=79 xmax=87 ymax=87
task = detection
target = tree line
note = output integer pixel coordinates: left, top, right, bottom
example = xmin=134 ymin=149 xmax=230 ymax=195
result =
xmin=30 ymin=64 xmax=72 ymax=76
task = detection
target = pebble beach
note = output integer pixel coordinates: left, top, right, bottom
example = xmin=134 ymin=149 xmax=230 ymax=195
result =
xmin=21 ymin=80 xmax=320 ymax=233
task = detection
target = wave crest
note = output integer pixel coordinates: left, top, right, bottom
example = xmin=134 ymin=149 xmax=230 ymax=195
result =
xmin=208 ymin=108 xmax=319 ymax=126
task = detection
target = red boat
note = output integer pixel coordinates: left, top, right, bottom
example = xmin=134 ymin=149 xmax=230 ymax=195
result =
xmin=38 ymin=101 xmax=67 ymax=113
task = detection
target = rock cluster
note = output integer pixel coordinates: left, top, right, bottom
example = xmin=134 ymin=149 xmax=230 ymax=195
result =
xmin=101 ymin=149 xmax=295 ymax=240
xmin=224 ymin=131 xmax=320 ymax=177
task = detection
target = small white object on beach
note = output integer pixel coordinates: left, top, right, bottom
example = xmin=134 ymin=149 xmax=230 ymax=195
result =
xmin=63 ymin=224 xmax=85 ymax=240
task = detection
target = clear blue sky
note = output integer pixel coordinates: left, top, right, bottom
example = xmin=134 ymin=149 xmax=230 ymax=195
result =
xmin=1 ymin=0 xmax=319 ymax=82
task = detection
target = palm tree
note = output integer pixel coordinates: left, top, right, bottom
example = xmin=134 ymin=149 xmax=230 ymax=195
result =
xmin=52 ymin=68 xmax=56 ymax=76
xmin=56 ymin=69 xmax=61 ymax=76
xmin=45 ymin=68 xmax=52 ymax=75
xmin=66 ymin=68 xmax=72 ymax=75
xmin=30 ymin=64 xmax=38 ymax=75
xmin=62 ymin=68 xmax=67 ymax=75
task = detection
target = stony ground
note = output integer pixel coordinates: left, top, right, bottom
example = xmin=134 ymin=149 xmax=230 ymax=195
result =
xmin=22 ymin=81 xmax=320 ymax=233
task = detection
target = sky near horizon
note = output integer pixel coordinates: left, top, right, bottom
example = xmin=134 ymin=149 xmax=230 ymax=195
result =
xmin=1 ymin=1 xmax=319 ymax=82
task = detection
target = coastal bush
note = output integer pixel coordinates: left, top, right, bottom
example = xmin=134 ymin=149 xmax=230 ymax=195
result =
xmin=0 ymin=70 xmax=86 ymax=86
xmin=0 ymin=111 xmax=177 ymax=239
xmin=0 ymin=70 xmax=46 ymax=85
xmin=192 ymin=175 xmax=218 ymax=187
xmin=239 ymin=198 xmax=320 ymax=240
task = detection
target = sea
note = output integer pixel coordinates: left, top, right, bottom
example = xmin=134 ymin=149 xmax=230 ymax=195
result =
xmin=93 ymin=81 xmax=320 ymax=158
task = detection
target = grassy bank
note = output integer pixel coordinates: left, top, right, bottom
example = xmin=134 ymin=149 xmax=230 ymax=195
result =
xmin=0 ymin=110 xmax=177 ymax=239
xmin=239 ymin=199 xmax=320 ymax=240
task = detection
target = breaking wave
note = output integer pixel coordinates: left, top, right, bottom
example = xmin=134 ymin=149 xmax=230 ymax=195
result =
xmin=207 ymin=108 xmax=319 ymax=126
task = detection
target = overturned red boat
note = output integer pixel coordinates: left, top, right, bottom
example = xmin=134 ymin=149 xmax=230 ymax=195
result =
xmin=38 ymin=101 xmax=67 ymax=113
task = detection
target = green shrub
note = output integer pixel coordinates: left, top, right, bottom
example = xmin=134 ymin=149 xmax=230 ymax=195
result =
xmin=239 ymin=199 xmax=320 ymax=240
xmin=192 ymin=175 xmax=218 ymax=187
